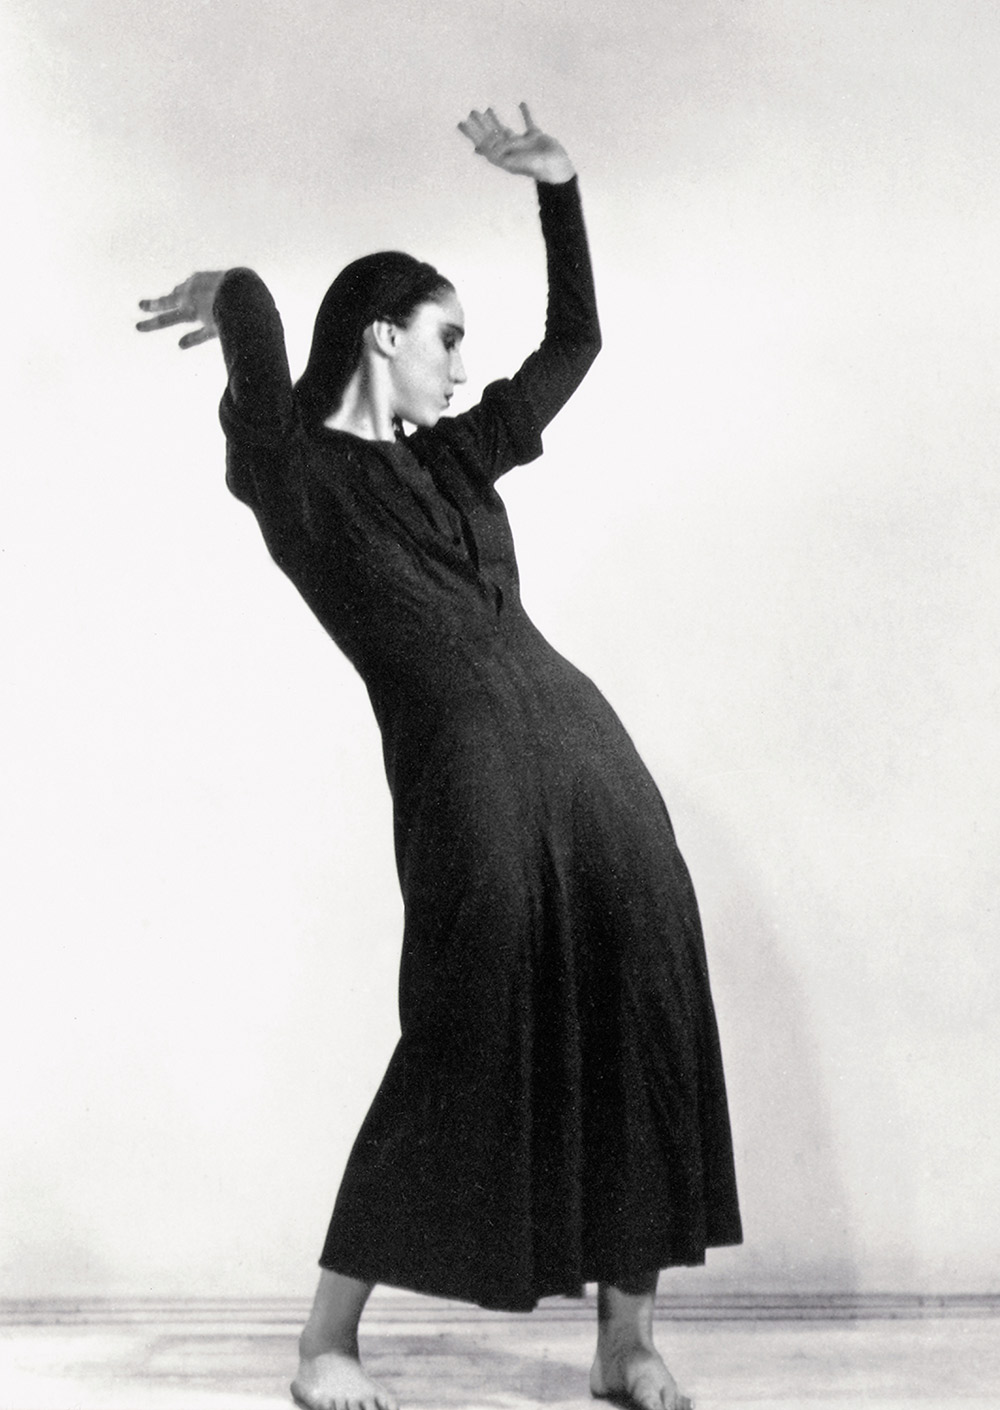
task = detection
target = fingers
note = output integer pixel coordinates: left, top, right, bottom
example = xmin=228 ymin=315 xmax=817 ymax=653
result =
xmin=137 ymin=288 xmax=187 ymax=314
xmin=458 ymin=105 xmax=519 ymax=152
xmin=135 ymin=308 xmax=191 ymax=332
xmin=457 ymin=109 xmax=484 ymax=140
xmin=459 ymin=108 xmax=503 ymax=151
xmin=136 ymin=283 xmax=197 ymax=333
xmin=178 ymin=325 xmax=217 ymax=350
xmin=458 ymin=103 xmax=559 ymax=178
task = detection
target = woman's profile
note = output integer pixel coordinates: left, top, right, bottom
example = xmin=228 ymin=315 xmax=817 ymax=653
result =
xmin=137 ymin=103 xmax=742 ymax=1410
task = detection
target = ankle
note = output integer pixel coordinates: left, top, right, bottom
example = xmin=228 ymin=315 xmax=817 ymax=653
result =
xmin=597 ymin=1321 xmax=656 ymax=1360
xmin=596 ymin=1279 xmax=657 ymax=1355
xmin=298 ymin=1270 xmax=372 ymax=1362
xmin=298 ymin=1327 xmax=359 ymax=1361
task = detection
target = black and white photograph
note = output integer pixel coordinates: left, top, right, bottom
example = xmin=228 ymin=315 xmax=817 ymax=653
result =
xmin=2 ymin=2 xmax=998 ymax=1407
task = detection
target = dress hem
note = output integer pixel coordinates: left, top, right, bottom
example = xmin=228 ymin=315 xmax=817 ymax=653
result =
xmin=318 ymin=1234 xmax=743 ymax=1314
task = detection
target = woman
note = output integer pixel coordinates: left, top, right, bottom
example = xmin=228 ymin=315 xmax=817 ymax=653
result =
xmin=138 ymin=105 xmax=741 ymax=1410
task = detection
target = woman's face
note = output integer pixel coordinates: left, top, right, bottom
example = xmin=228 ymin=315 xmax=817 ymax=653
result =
xmin=387 ymin=290 xmax=467 ymax=427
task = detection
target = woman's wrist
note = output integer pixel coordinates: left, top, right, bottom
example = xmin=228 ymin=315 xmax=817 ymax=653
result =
xmin=535 ymin=154 xmax=576 ymax=184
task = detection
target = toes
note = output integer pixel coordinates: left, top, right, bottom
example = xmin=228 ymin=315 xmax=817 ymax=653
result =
xmin=627 ymin=1373 xmax=666 ymax=1410
xmin=631 ymin=1372 xmax=692 ymax=1410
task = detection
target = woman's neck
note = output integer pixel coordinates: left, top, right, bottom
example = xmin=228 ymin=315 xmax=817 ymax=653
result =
xmin=324 ymin=363 xmax=397 ymax=442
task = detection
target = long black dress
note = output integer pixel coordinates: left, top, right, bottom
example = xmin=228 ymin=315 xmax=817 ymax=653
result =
xmin=214 ymin=177 xmax=741 ymax=1313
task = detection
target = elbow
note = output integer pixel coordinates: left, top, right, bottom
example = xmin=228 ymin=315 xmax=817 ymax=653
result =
xmin=578 ymin=325 xmax=602 ymax=369
xmin=579 ymin=301 xmax=603 ymax=363
xmin=563 ymin=318 xmax=601 ymax=367
xmin=213 ymin=266 xmax=269 ymax=324
xmin=558 ymin=326 xmax=601 ymax=385
xmin=218 ymin=265 xmax=257 ymax=293
xmin=225 ymin=457 xmax=248 ymax=504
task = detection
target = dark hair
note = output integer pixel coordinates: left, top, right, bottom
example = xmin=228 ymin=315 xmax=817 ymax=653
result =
xmin=294 ymin=251 xmax=453 ymax=428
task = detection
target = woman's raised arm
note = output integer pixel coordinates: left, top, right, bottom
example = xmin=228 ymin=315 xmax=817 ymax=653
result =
xmin=137 ymin=265 xmax=296 ymax=453
xmin=436 ymin=104 xmax=600 ymax=478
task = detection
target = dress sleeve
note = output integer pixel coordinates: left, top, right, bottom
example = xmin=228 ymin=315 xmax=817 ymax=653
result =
xmin=410 ymin=175 xmax=601 ymax=486
xmin=511 ymin=175 xmax=602 ymax=434
xmin=213 ymin=268 xmax=297 ymax=508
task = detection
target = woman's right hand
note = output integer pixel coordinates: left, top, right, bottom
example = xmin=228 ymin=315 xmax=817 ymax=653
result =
xmin=136 ymin=271 xmax=226 ymax=349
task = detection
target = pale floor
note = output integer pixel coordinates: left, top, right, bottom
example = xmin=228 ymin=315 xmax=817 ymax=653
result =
xmin=1 ymin=1299 xmax=998 ymax=1410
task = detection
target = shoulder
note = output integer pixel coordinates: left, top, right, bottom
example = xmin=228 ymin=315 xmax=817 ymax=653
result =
xmin=408 ymin=379 xmax=544 ymax=489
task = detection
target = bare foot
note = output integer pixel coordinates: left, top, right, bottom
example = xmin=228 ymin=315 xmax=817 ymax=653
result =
xmin=291 ymin=1348 xmax=399 ymax=1410
xmin=590 ymin=1345 xmax=692 ymax=1410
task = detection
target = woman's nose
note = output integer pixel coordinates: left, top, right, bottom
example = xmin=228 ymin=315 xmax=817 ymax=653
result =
xmin=451 ymin=351 xmax=467 ymax=384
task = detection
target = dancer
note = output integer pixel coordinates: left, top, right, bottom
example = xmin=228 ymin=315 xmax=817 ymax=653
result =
xmin=138 ymin=104 xmax=741 ymax=1410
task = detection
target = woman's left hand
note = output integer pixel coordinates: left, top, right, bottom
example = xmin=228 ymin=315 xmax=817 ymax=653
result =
xmin=458 ymin=103 xmax=576 ymax=184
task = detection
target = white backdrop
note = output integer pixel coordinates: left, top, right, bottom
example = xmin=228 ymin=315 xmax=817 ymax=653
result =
xmin=2 ymin=0 xmax=999 ymax=1298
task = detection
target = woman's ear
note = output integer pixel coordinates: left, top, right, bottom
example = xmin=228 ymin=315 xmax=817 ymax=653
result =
xmin=368 ymin=318 xmax=399 ymax=359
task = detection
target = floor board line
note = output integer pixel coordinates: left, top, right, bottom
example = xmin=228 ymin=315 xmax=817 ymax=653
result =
xmin=2 ymin=1291 xmax=999 ymax=1327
